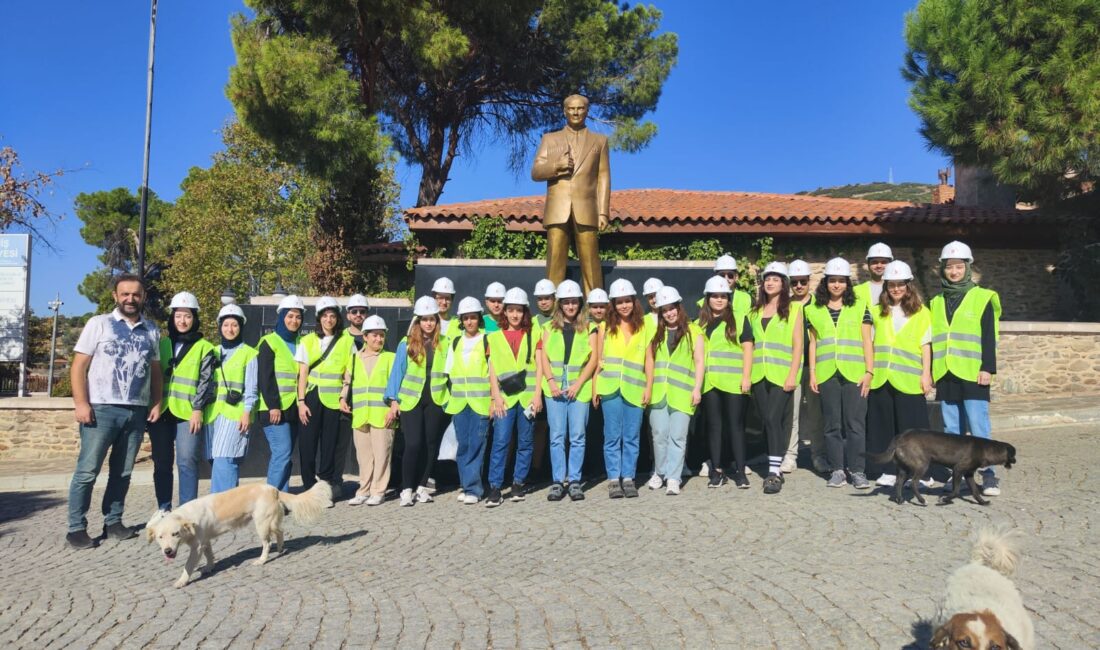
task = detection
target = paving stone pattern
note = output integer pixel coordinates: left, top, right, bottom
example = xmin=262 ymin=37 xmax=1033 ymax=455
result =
xmin=0 ymin=424 xmax=1097 ymax=649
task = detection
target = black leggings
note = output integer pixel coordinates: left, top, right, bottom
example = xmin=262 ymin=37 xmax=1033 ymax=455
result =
xmin=866 ymin=384 xmax=929 ymax=477
xmin=751 ymin=381 xmax=793 ymax=459
xmin=298 ymin=388 xmax=344 ymax=489
xmin=702 ymin=388 xmax=747 ymax=473
xmin=399 ymin=399 xmax=449 ymax=491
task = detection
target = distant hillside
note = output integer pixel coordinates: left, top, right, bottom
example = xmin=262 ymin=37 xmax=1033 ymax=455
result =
xmin=797 ymin=182 xmax=935 ymax=203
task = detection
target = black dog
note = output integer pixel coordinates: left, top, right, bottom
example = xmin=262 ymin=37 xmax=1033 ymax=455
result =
xmin=866 ymin=429 xmax=1016 ymax=506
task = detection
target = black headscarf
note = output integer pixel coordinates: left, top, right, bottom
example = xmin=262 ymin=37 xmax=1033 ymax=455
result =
xmin=219 ymin=315 xmax=244 ymax=350
xmin=168 ymin=308 xmax=202 ymax=345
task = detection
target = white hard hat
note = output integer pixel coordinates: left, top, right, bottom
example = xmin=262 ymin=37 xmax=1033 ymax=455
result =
xmin=315 ymin=296 xmax=339 ymax=314
xmin=217 ymin=303 xmax=246 ymax=324
xmin=346 ymin=294 xmax=369 ymax=310
xmin=533 ymin=279 xmax=557 ymax=296
xmin=277 ymin=295 xmax=305 ymax=312
xmin=456 ymin=296 xmax=483 ymax=315
xmin=587 ymin=288 xmax=609 ymax=304
xmin=654 ymin=286 xmax=683 ymax=308
xmin=362 ymin=315 xmax=387 ymax=331
xmin=642 ymin=277 xmax=664 ymax=295
xmin=556 ymin=280 xmax=583 ymax=300
xmin=704 ymin=275 xmax=732 ymax=294
xmin=484 ymin=282 xmax=506 ymax=299
xmin=608 ymin=278 xmax=637 ymax=299
xmin=713 ymin=254 xmax=738 ymax=272
xmin=788 ymin=259 xmax=811 ymax=278
xmin=504 ymin=287 xmax=530 ymax=307
xmin=413 ymin=295 xmax=440 ymax=317
xmin=867 ymin=242 xmax=894 ymax=260
xmin=939 ymin=240 xmax=974 ymax=263
xmin=431 ymin=277 xmax=455 ymax=295
xmin=762 ymin=261 xmax=789 ymax=278
xmin=882 ymin=260 xmax=914 ymax=281
xmin=824 ymin=257 xmax=852 ymax=277
xmin=169 ymin=291 xmax=200 ymax=311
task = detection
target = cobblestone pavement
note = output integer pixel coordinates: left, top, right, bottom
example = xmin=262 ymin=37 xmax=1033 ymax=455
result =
xmin=1 ymin=423 xmax=1097 ymax=649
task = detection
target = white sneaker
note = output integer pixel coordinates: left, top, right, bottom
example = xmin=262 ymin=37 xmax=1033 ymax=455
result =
xmin=699 ymin=461 xmax=710 ymax=478
xmin=903 ymin=477 xmax=936 ymax=489
xmin=399 ymin=488 xmax=415 ymax=507
xmin=646 ymin=474 xmax=663 ymax=490
xmin=416 ymin=487 xmax=434 ymax=503
xmin=347 ymin=495 xmax=369 ymax=506
xmin=779 ymin=457 xmax=797 ymax=473
xmin=426 ymin=478 xmax=437 ymax=495
xmin=365 ymin=495 xmax=384 ymax=506
xmin=981 ymin=475 xmax=1001 ymax=496
xmin=665 ymin=479 xmax=681 ymax=495
xmin=876 ymin=474 xmax=897 ymax=487
xmin=462 ymin=494 xmax=480 ymax=505
xmin=456 ymin=489 xmax=466 ymax=502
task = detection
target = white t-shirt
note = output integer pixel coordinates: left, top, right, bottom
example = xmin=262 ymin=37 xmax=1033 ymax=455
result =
xmin=444 ymin=333 xmax=484 ymax=373
xmin=890 ymin=305 xmax=932 ymax=345
xmin=294 ymin=334 xmax=335 ymax=365
xmin=868 ymin=281 xmax=884 ymax=307
xmin=73 ymin=309 xmax=161 ymax=406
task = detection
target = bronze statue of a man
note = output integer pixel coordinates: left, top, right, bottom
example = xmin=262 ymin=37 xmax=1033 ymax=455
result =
xmin=531 ymin=94 xmax=610 ymax=295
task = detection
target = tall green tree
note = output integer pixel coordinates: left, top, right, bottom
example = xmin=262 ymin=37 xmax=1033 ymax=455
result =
xmin=903 ymin=0 xmax=1100 ymax=201
xmin=74 ymin=187 xmax=171 ymax=312
xmin=227 ymin=0 xmax=678 ymax=207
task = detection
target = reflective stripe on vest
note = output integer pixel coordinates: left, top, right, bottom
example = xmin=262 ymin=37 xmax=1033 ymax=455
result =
xmin=204 ymin=344 xmax=258 ymax=424
xmin=257 ymin=333 xmax=299 ymax=411
xmin=349 ymin=350 xmax=395 ymax=429
xmin=598 ymin=323 xmax=648 ymax=407
xmin=301 ymin=332 xmax=353 ymax=410
xmin=652 ymin=323 xmax=702 ymax=414
xmin=805 ymin=301 xmax=868 ymax=383
xmin=701 ymin=320 xmax=745 ymax=394
xmin=160 ymin=338 xmax=215 ymax=420
xmin=445 ymin=335 xmax=491 ymax=416
xmin=487 ymin=329 xmax=537 ymax=409
xmin=397 ymin=337 xmax=449 ymax=411
xmin=930 ymin=288 xmax=1000 ymax=382
xmin=542 ymin=325 xmax=594 ymax=403
xmin=871 ymin=306 xmax=931 ymax=395
xmin=749 ymin=302 xmax=803 ymax=387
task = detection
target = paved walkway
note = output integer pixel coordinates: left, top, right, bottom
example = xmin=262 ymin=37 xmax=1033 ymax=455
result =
xmin=0 ymin=422 xmax=1097 ymax=648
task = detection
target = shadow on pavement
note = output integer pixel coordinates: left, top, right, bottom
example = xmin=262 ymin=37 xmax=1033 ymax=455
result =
xmin=0 ymin=490 xmax=66 ymax=528
xmin=902 ymin=618 xmax=935 ymax=649
xmin=198 ymin=529 xmax=370 ymax=578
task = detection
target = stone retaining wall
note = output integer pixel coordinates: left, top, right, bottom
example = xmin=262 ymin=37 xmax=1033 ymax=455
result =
xmin=0 ymin=398 xmax=81 ymax=460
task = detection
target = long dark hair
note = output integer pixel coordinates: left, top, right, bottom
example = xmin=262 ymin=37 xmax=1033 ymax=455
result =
xmin=607 ymin=297 xmax=644 ymax=337
xmin=501 ymin=304 xmax=533 ymax=332
xmin=878 ymin=281 xmax=924 ymax=317
xmin=754 ymin=275 xmax=791 ymax=320
xmin=814 ymin=276 xmax=856 ymax=307
xmin=651 ymin=303 xmax=689 ymax=356
xmin=696 ymin=295 xmax=738 ymax=343
xmin=317 ymin=307 xmax=344 ymax=338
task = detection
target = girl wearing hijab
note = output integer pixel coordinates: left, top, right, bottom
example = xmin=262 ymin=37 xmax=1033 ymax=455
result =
xmin=204 ymin=304 xmax=258 ymax=493
xmin=257 ymin=295 xmax=305 ymax=491
xmin=930 ymin=241 xmax=1003 ymax=496
xmin=151 ymin=291 xmax=216 ymax=509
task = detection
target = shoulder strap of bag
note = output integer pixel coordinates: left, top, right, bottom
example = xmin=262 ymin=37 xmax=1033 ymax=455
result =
xmin=308 ymin=335 xmax=339 ymax=371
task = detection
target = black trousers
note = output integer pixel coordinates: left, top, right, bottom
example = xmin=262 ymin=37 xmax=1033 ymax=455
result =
xmin=399 ymin=399 xmax=449 ymax=491
xmin=818 ymin=376 xmax=868 ymax=473
xmin=702 ymin=388 xmax=747 ymax=474
xmin=750 ymin=381 xmax=793 ymax=458
xmin=298 ymin=388 xmax=344 ymax=489
xmin=866 ymin=383 xmax=929 ymax=477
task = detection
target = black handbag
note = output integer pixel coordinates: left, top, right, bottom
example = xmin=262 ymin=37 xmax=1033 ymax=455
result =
xmin=498 ymin=329 xmax=532 ymax=396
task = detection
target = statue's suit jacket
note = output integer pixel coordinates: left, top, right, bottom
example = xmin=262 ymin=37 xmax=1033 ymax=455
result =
xmin=530 ymin=127 xmax=611 ymax=227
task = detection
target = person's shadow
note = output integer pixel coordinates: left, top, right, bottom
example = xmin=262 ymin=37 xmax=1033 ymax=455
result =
xmin=902 ymin=618 xmax=935 ymax=649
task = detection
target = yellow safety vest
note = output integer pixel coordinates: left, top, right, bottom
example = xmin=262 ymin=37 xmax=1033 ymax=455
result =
xmin=300 ymin=332 xmax=354 ymax=410
xmin=749 ymin=302 xmax=804 ymax=386
xmin=854 ymin=281 xmax=878 ymax=308
xmin=486 ymin=329 xmax=538 ymax=409
xmin=804 ymin=301 xmax=869 ymax=383
xmin=445 ymin=335 xmax=491 ymax=416
xmin=257 ymin=333 xmax=299 ymax=411
xmin=204 ymin=344 xmax=258 ymax=424
xmin=349 ymin=350 xmax=395 ymax=429
xmin=930 ymin=287 xmax=1001 ymax=382
xmin=160 ymin=337 xmax=215 ymax=420
xmin=871 ymin=306 xmax=931 ymax=395
xmin=697 ymin=290 xmax=752 ymax=325
xmin=541 ymin=325 xmax=594 ymax=402
xmin=397 ymin=337 xmax=449 ymax=411
xmin=651 ymin=323 xmax=703 ymax=415
xmin=598 ymin=322 xmax=648 ymax=407
xmin=700 ymin=319 xmax=747 ymax=394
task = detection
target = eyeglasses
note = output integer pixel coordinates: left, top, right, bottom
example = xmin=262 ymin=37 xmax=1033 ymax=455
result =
xmin=719 ymin=272 xmax=736 ymax=279
xmin=348 ymin=308 xmax=368 ymax=315
xmin=791 ymin=279 xmax=809 ymax=287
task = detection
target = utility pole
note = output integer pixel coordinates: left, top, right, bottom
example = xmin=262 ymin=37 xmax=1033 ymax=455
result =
xmin=136 ymin=0 xmax=158 ymax=280
xmin=47 ymin=293 xmax=63 ymax=397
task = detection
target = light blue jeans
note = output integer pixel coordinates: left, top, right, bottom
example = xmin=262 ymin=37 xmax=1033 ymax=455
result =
xmin=210 ymin=457 xmax=242 ymax=493
xmin=546 ymin=395 xmax=589 ymax=483
xmin=941 ymin=399 xmax=995 ymax=477
xmin=263 ymin=419 xmax=297 ymax=491
xmin=648 ymin=399 xmax=692 ymax=481
xmin=601 ymin=392 xmax=642 ymax=480
xmin=489 ymin=403 xmax=534 ymax=488
xmin=67 ymin=404 xmax=147 ymax=533
xmin=454 ymin=406 xmax=489 ymax=498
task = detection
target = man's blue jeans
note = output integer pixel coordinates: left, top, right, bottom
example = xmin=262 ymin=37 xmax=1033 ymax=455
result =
xmin=547 ymin=395 xmax=589 ymax=483
xmin=67 ymin=404 xmax=147 ymax=533
xmin=263 ymin=419 xmax=297 ymax=491
xmin=602 ymin=392 xmax=642 ymax=480
xmin=648 ymin=399 xmax=691 ymax=480
xmin=941 ymin=399 xmax=995 ymax=476
xmin=149 ymin=416 xmax=203 ymax=509
xmin=454 ymin=406 xmax=489 ymax=498
xmin=489 ymin=403 xmax=534 ymax=489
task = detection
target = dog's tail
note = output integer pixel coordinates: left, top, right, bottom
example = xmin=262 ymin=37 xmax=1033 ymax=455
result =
xmin=971 ymin=527 xmax=1020 ymax=577
xmin=278 ymin=482 xmax=333 ymax=525
xmin=862 ymin=437 xmax=898 ymax=464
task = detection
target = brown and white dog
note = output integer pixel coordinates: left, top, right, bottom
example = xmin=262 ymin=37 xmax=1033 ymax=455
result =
xmin=146 ymin=482 xmax=332 ymax=588
xmin=932 ymin=529 xmax=1034 ymax=650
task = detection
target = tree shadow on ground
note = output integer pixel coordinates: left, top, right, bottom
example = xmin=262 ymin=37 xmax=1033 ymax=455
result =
xmin=902 ymin=618 xmax=935 ymax=650
xmin=0 ymin=490 xmax=66 ymax=529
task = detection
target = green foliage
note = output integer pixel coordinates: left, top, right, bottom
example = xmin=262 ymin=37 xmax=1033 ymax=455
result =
xmin=903 ymin=0 xmax=1100 ymax=201
xmin=228 ymin=0 xmax=677 ymax=207
xmin=460 ymin=216 xmax=547 ymax=260
xmin=798 ymin=182 xmax=936 ymax=203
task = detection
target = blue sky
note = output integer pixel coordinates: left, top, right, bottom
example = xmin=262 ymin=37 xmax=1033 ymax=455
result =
xmin=4 ymin=1 xmax=945 ymax=315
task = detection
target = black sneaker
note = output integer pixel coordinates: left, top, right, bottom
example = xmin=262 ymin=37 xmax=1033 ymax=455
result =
xmin=485 ymin=487 xmax=504 ymax=507
xmin=708 ymin=470 xmax=727 ymax=488
xmin=733 ymin=470 xmax=750 ymax=489
xmin=104 ymin=522 xmax=138 ymax=540
xmin=568 ymin=482 xmax=585 ymax=501
xmin=547 ymin=484 xmax=565 ymax=501
xmin=622 ymin=478 xmax=639 ymax=498
xmin=762 ymin=474 xmax=783 ymax=494
xmin=66 ymin=530 xmax=97 ymax=549
xmin=608 ymin=479 xmax=624 ymax=499
xmin=509 ymin=483 xmax=527 ymax=502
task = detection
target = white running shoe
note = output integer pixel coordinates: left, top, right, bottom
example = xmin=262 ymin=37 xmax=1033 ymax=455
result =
xmin=399 ymin=488 xmax=415 ymax=507
xmin=981 ymin=475 xmax=1001 ymax=496
xmin=416 ymin=487 xmax=434 ymax=503
xmin=462 ymin=494 xmax=480 ymax=505
xmin=347 ymin=495 xmax=369 ymax=506
xmin=365 ymin=495 xmax=384 ymax=506
xmin=699 ymin=461 xmax=710 ymax=478
xmin=779 ymin=457 xmax=797 ymax=473
xmin=876 ymin=474 xmax=897 ymax=487
xmin=665 ymin=479 xmax=681 ymax=495
xmin=646 ymin=474 xmax=663 ymax=490
xmin=456 ymin=489 xmax=466 ymax=502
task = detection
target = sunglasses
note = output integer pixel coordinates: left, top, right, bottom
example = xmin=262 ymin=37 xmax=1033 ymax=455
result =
xmin=791 ymin=279 xmax=809 ymax=287
xmin=719 ymin=272 xmax=737 ymax=279
xmin=348 ymin=308 xmax=368 ymax=315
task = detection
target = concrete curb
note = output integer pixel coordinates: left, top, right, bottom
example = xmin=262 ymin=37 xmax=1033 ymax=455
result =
xmin=991 ymin=406 xmax=1100 ymax=431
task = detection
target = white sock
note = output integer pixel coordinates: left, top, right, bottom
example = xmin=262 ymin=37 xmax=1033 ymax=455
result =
xmin=768 ymin=456 xmax=782 ymax=475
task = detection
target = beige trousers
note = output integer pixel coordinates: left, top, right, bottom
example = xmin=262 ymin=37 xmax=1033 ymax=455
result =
xmin=354 ymin=424 xmax=395 ymax=497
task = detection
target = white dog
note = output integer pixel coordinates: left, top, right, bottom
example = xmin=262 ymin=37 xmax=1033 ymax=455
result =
xmin=932 ymin=528 xmax=1035 ymax=650
xmin=146 ymin=482 xmax=332 ymax=588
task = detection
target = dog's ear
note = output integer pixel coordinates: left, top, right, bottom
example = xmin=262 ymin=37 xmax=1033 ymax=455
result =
xmin=1004 ymin=631 xmax=1022 ymax=650
xmin=145 ymin=525 xmax=156 ymax=543
xmin=930 ymin=623 xmax=951 ymax=649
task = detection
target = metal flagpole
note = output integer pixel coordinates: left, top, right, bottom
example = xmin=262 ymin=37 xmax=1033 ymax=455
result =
xmin=136 ymin=0 xmax=158 ymax=280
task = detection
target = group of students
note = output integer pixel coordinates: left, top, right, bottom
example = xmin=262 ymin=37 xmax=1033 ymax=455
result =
xmin=150 ymin=238 xmax=1003 ymax=513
